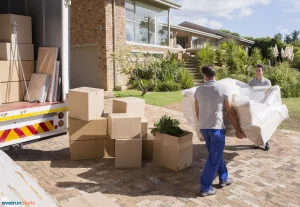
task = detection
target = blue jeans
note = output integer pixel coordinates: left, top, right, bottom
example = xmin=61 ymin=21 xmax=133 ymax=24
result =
xmin=200 ymin=129 xmax=228 ymax=192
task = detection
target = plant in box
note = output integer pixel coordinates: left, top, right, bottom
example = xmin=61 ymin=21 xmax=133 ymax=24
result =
xmin=151 ymin=115 xmax=193 ymax=171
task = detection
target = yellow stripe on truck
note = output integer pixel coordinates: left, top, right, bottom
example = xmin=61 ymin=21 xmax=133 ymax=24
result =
xmin=0 ymin=107 xmax=68 ymax=122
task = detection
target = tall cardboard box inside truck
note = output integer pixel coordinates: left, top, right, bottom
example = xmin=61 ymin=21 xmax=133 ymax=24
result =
xmin=0 ymin=14 xmax=32 ymax=44
xmin=0 ymin=43 xmax=34 ymax=60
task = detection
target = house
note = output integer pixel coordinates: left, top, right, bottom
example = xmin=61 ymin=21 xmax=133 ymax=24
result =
xmin=171 ymin=21 xmax=255 ymax=53
xmin=70 ymin=1 xmax=254 ymax=91
xmin=71 ymin=0 xmax=182 ymax=91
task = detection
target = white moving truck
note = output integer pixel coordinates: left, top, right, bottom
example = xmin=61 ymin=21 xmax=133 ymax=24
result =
xmin=0 ymin=0 xmax=70 ymax=149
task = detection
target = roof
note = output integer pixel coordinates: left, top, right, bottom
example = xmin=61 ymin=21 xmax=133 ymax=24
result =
xmin=179 ymin=21 xmax=255 ymax=44
xmin=149 ymin=0 xmax=182 ymax=9
xmin=170 ymin=25 xmax=222 ymax=39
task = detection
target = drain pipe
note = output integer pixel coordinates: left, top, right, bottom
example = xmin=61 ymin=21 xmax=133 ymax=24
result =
xmin=113 ymin=0 xmax=117 ymax=89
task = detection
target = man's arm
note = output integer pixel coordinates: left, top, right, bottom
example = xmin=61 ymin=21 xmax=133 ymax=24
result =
xmin=224 ymin=99 xmax=245 ymax=139
xmin=195 ymin=99 xmax=199 ymax=121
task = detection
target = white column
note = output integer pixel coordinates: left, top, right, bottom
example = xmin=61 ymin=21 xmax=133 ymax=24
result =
xmin=168 ymin=9 xmax=170 ymax=47
xmin=61 ymin=0 xmax=70 ymax=100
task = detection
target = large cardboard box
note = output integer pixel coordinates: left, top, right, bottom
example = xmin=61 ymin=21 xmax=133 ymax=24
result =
xmin=0 ymin=14 xmax=32 ymax=44
xmin=115 ymin=138 xmax=142 ymax=168
xmin=112 ymin=97 xmax=145 ymax=116
xmin=0 ymin=61 xmax=34 ymax=82
xmin=0 ymin=43 xmax=34 ymax=60
xmin=60 ymin=192 xmax=120 ymax=207
xmin=141 ymin=117 xmax=148 ymax=139
xmin=142 ymin=133 xmax=154 ymax=159
xmin=68 ymin=87 xmax=104 ymax=121
xmin=70 ymin=139 xmax=115 ymax=160
xmin=69 ymin=117 xmax=107 ymax=141
xmin=153 ymin=131 xmax=193 ymax=171
xmin=0 ymin=81 xmax=28 ymax=103
xmin=108 ymin=113 xmax=141 ymax=139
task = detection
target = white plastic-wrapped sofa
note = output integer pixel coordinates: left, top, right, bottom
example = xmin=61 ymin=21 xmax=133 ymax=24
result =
xmin=182 ymin=78 xmax=289 ymax=146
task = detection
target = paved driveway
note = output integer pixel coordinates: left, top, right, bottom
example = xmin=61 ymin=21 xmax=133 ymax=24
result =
xmin=6 ymin=99 xmax=300 ymax=207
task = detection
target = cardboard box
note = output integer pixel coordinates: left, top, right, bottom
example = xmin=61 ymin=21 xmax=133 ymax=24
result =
xmin=141 ymin=117 xmax=148 ymax=139
xmin=70 ymin=139 xmax=115 ymax=160
xmin=60 ymin=192 xmax=120 ymax=207
xmin=68 ymin=87 xmax=104 ymax=121
xmin=0 ymin=61 xmax=34 ymax=82
xmin=0 ymin=43 xmax=34 ymax=60
xmin=0 ymin=81 xmax=28 ymax=103
xmin=115 ymin=138 xmax=142 ymax=168
xmin=153 ymin=131 xmax=193 ymax=171
xmin=69 ymin=117 xmax=107 ymax=141
xmin=112 ymin=97 xmax=145 ymax=116
xmin=0 ymin=14 xmax=32 ymax=44
xmin=108 ymin=113 xmax=141 ymax=139
xmin=142 ymin=133 xmax=154 ymax=159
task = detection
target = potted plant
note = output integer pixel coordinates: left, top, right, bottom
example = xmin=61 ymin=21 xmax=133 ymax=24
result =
xmin=151 ymin=115 xmax=193 ymax=171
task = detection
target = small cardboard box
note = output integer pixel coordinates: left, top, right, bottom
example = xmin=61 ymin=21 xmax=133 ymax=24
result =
xmin=153 ymin=131 xmax=193 ymax=171
xmin=0 ymin=81 xmax=28 ymax=103
xmin=70 ymin=139 xmax=115 ymax=160
xmin=142 ymin=133 xmax=154 ymax=159
xmin=108 ymin=113 xmax=141 ymax=139
xmin=60 ymin=192 xmax=120 ymax=207
xmin=115 ymin=138 xmax=142 ymax=168
xmin=0 ymin=43 xmax=34 ymax=60
xmin=0 ymin=61 xmax=34 ymax=82
xmin=68 ymin=87 xmax=104 ymax=121
xmin=69 ymin=117 xmax=107 ymax=141
xmin=112 ymin=97 xmax=145 ymax=116
xmin=0 ymin=14 xmax=32 ymax=44
xmin=141 ymin=117 xmax=148 ymax=139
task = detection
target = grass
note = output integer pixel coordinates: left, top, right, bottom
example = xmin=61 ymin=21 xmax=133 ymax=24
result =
xmin=114 ymin=90 xmax=183 ymax=107
xmin=114 ymin=90 xmax=300 ymax=132
xmin=279 ymin=98 xmax=300 ymax=132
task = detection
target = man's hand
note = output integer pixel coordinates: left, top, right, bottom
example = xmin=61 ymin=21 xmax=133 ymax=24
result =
xmin=236 ymin=129 xmax=246 ymax=139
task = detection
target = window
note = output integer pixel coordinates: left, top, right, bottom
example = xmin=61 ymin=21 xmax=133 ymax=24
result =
xmin=125 ymin=0 xmax=169 ymax=46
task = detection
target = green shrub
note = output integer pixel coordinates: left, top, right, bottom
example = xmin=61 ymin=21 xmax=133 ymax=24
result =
xmin=249 ymin=48 xmax=263 ymax=66
xmin=154 ymin=80 xmax=181 ymax=92
xmin=158 ymin=53 xmax=185 ymax=82
xmin=151 ymin=115 xmax=184 ymax=137
xmin=197 ymin=43 xmax=215 ymax=68
xmin=264 ymin=62 xmax=300 ymax=98
xmin=179 ymin=70 xmax=194 ymax=89
xmin=215 ymin=48 xmax=226 ymax=66
xmin=292 ymin=51 xmax=300 ymax=70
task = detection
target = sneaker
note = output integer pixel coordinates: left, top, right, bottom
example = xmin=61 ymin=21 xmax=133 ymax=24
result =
xmin=200 ymin=187 xmax=217 ymax=197
xmin=254 ymin=145 xmax=260 ymax=149
xmin=220 ymin=178 xmax=233 ymax=188
xmin=265 ymin=142 xmax=270 ymax=151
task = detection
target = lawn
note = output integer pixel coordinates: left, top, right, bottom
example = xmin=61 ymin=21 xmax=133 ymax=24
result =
xmin=114 ymin=91 xmax=300 ymax=132
xmin=280 ymin=98 xmax=300 ymax=132
xmin=114 ymin=90 xmax=183 ymax=107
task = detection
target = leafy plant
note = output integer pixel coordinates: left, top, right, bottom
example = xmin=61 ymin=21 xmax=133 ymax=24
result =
xmin=249 ymin=48 xmax=263 ymax=66
xmin=197 ymin=43 xmax=215 ymax=68
xmin=112 ymin=47 xmax=161 ymax=96
xmin=151 ymin=115 xmax=184 ymax=137
xmin=158 ymin=53 xmax=185 ymax=82
xmin=215 ymin=48 xmax=226 ymax=66
xmin=154 ymin=80 xmax=181 ymax=92
xmin=179 ymin=69 xmax=194 ymax=89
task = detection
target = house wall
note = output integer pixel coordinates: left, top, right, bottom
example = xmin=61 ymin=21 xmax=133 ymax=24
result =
xmin=71 ymin=0 xmax=175 ymax=91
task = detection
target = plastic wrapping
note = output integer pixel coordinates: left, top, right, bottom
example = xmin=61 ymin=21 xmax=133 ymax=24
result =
xmin=0 ymin=150 xmax=57 ymax=206
xmin=182 ymin=78 xmax=289 ymax=145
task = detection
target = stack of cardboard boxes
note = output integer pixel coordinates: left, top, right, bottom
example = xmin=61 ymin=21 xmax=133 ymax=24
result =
xmin=68 ymin=87 xmax=115 ymax=160
xmin=68 ymin=90 xmax=154 ymax=168
xmin=111 ymin=97 xmax=147 ymax=168
xmin=0 ymin=14 xmax=34 ymax=104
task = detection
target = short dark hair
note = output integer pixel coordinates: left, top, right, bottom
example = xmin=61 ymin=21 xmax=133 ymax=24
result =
xmin=202 ymin=65 xmax=216 ymax=78
xmin=256 ymin=64 xmax=264 ymax=71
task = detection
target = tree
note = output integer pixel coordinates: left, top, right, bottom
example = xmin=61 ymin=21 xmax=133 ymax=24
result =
xmin=284 ymin=34 xmax=292 ymax=44
xmin=274 ymin=33 xmax=283 ymax=41
xmin=217 ymin=29 xmax=240 ymax=37
xmin=112 ymin=47 xmax=161 ymax=96
xmin=291 ymin=30 xmax=300 ymax=42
